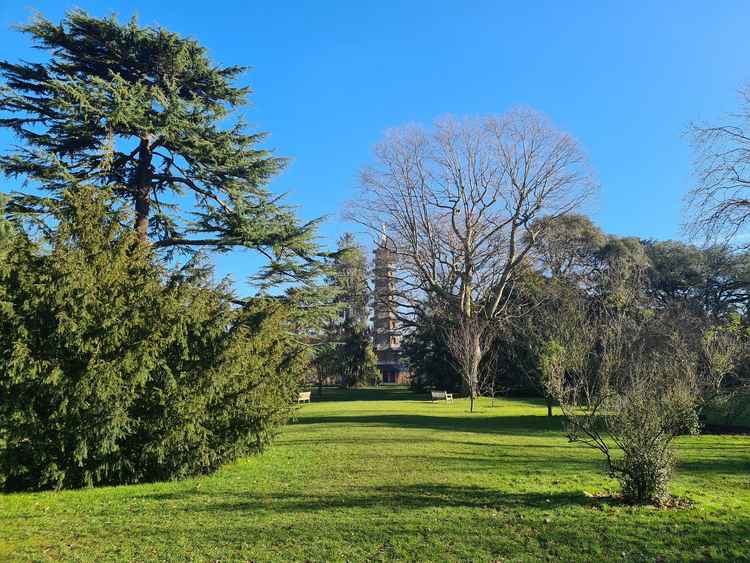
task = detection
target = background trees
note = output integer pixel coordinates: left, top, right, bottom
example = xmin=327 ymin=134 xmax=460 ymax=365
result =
xmin=351 ymin=110 xmax=596 ymax=409
xmin=403 ymin=309 xmax=462 ymax=392
xmin=338 ymin=321 xmax=380 ymax=388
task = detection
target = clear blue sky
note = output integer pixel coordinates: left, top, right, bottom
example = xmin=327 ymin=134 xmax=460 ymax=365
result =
xmin=1 ymin=1 xmax=749 ymax=293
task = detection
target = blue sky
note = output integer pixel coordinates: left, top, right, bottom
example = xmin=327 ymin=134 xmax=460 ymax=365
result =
xmin=1 ymin=1 xmax=749 ymax=294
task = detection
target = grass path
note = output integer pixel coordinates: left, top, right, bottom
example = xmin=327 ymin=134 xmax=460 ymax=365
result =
xmin=1 ymin=387 xmax=749 ymax=561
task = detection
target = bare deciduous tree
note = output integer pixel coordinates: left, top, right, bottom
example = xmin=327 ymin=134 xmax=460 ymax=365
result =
xmin=442 ymin=315 xmax=498 ymax=412
xmin=688 ymin=85 xmax=750 ymax=245
xmin=349 ymin=109 xmax=596 ymax=404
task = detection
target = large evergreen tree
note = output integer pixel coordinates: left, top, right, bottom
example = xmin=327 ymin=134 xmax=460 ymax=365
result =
xmin=311 ymin=233 xmax=374 ymax=386
xmin=0 ymin=188 xmax=307 ymax=491
xmin=0 ymin=10 xmax=320 ymax=281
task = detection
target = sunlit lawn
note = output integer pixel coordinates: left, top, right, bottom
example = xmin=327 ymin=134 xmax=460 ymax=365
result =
xmin=1 ymin=387 xmax=749 ymax=561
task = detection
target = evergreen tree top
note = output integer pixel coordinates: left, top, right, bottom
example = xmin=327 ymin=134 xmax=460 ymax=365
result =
xmin=0 ymin=10 xmax=323 ymax=288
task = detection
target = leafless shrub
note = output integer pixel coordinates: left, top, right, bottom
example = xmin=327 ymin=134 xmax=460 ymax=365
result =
xmin=442 ymin=315 xmax=499 ymax=412
xmin=542 ymin=301 xmax=720 ymax=504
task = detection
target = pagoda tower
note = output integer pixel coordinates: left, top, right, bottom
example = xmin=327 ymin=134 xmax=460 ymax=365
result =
xmin=373 ymin=233 xmax=407 ymax=384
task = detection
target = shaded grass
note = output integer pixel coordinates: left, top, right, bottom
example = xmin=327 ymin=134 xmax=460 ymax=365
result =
xmin=1 ymin=389 xmax=749 ymax=561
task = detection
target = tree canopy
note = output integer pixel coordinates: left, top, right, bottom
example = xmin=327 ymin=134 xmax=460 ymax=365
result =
xmin=0 ymin=188 xmax=306 ymax=490
xmin=0 ymin=10 xmax=321 ymax=285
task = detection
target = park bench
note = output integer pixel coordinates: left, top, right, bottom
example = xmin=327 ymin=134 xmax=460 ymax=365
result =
xmin=430 ymin=390 xmax=454 ymax=402
xmin=297 ymin=391 xmax=312 ymax=403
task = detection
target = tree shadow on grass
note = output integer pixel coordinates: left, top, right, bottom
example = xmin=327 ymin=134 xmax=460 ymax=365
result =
xmin=678 ymin=457 xmax=750 ymax=475
xmin=311 ymin=386 xmax=418 ymax=402
xmin=293 ymin=413 xmax=564 ymax=437
xmin=129 ymin=483 xmax=594 ymax=514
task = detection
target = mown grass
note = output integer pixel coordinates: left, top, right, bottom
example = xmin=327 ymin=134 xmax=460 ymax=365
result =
xmin=1 ymin=387 xmax=749 ymax=561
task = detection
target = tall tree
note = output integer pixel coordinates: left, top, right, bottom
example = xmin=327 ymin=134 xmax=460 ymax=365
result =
xmin=528 ymin=213 xmax=606 ymax=283
xmin=331 ymin=233 xmax=370 ymax=326
xmin=0 ymin=11 xmax=320 ymax=283
xmin=688 ymin=84 xmax=750 ymax=246
xmin=350 ymin=110 xmax=596 ymax=410
xmin=311 ymin=234 xmax=374 ymax=387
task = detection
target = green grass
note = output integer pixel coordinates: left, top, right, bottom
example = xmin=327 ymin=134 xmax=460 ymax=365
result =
xmin=2 ymin=387 xmax=749 ymax=561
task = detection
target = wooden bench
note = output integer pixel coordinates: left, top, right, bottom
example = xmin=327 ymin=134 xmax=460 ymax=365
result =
xmin=430 ymin=390 xmax=454 ymax=402
xmin=297 ymin=391 xmax=311 ymax=404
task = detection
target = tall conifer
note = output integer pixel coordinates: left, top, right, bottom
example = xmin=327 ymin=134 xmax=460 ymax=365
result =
xmin=0 ymin=10 xmax=320 ymax=282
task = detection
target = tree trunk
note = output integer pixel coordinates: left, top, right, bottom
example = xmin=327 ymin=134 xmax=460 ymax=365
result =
xmin=134 ymin=188 xmax=150 ymax=242
xmin=470 ymin=333 xmax=481 ymax=413
xmin=547 ymin=401 xmax=553 ymax=417
xmin=133 ymin=137 xmax=153 ymax=242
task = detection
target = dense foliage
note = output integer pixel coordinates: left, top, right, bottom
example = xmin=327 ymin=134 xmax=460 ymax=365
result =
xmin=0 ymin=11 xmax=336 ymax=492
xmin=0 ymin=10 xmax=323 ymax=286
xmin=311 ymin=234 xmax=379 ymax=388
xmin=403 ymin=311 xmax=461 ymax=392
xmin=0 ymin=190 xmax=306 ymax=491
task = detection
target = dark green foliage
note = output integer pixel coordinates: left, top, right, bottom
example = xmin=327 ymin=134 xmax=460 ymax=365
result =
xmin=338 ymin=322 xmax=380 ymax=388
xmin=0 ymin=189 xmax=304 ymax=491
xmin=403 ymin=311 xmax=461 ymax=392
xmin=331 ymin=233 xmax=370 ymax=325
xmin=0 ymin=11 xmax=332 ymax=491
xmin=493 ymin=277 xmax=575 ymax=411
xmin=644 ymin=240 xmax=750 ymax=319
xmin=310 ymin=233 xmax=374 ymax=386
xmin=0 ymin=10 xmax=323 ymax=285
xmin=0 ymin=193 xmax=11 ymax=245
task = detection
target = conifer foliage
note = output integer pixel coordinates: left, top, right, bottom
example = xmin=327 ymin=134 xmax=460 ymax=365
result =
xmin=0 ymin=189 xmax=305 ymax=491
xmin=0 ymin=11 xmax=332 ymax=491
xmin=0 ymin=11 xmax=320 ymax=282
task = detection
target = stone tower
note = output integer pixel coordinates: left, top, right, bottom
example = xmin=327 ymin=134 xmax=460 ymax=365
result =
xmin=373 ymin=233 xmax=406 ymax=384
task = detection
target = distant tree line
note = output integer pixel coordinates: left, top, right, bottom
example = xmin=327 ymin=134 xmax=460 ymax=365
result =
xmin=406 ymin=217 xmax=750 ymax=399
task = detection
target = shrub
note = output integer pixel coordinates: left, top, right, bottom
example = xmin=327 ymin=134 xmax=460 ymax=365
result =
xmin=0 ymin=189 xmax=304 ymax=490
xmin=542 ymin=301 xmax=706 ymax=504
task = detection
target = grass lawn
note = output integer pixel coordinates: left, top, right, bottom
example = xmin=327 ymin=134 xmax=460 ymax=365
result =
xmin=1 ymin=387 xmax=749 ymax=561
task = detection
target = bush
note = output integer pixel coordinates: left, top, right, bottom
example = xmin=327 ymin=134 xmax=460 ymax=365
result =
xmin=606 ymin=359 xmax=700 ymax=503
xmin=543 ymin=300 xmax=706 ymax=505
xmin=0 ymin=189 xmax=304 ymax=490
